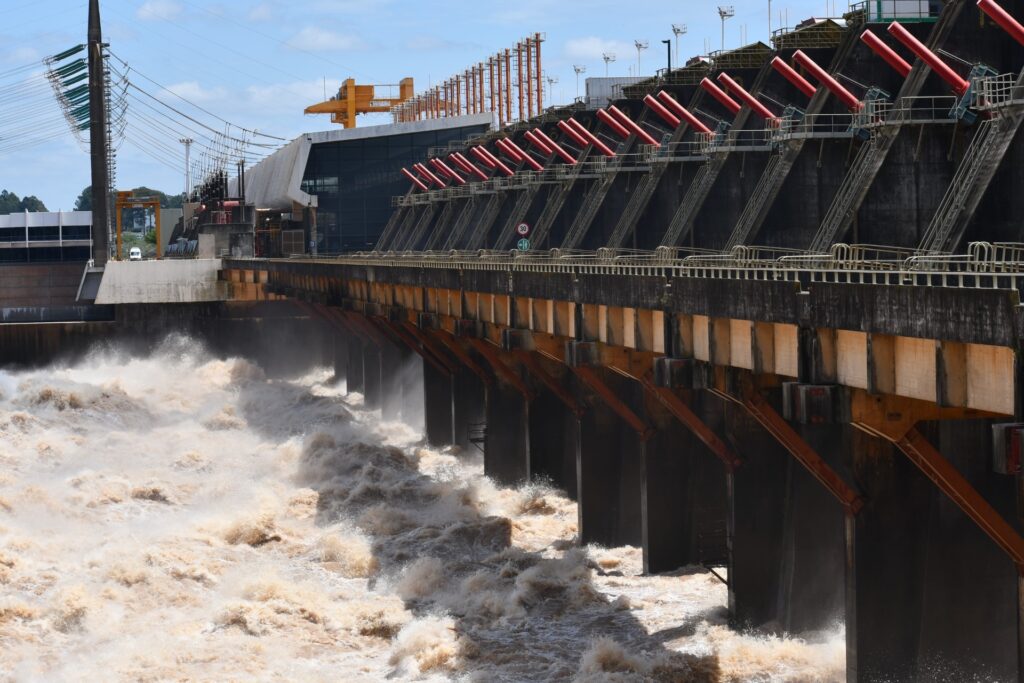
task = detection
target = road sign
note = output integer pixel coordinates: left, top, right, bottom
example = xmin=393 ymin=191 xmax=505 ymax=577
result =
xmin=517 ymin=238 xmax=531 ymax=251
xmin=515 ymin=222 xmax=531 ymax=236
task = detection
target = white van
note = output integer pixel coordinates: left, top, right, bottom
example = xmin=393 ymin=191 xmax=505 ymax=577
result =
xmin=128 ymin=247 xmax=142 ymax=261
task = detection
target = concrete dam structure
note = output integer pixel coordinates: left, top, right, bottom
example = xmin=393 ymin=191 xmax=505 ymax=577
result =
xmin=212 ymin=1 xmax=1024 ymax=679
xmin=7 ymin=0 xmax=1024 ymax=679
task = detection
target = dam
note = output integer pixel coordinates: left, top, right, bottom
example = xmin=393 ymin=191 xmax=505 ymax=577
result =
xmin=5 ymin=0 xmax=1024 ymax=679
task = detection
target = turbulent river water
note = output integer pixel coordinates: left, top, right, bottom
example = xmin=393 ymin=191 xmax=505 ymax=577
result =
xmin=0 ymin=338 xmax=845 ymax=681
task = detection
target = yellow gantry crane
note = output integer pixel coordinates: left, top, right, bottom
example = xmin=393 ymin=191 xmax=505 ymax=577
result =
xmin=304 ymin=78 xmax=415 ymax=128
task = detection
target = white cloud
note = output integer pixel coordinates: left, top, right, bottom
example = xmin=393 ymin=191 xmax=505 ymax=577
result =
xmin=248 ymin=3 xmax=273 ymax=21
xmin=136 ymin=0 xmax=183 ymax=21
xmin=564 ymin=37 xmax=636 ymax=62
xmin=405 ymin=36 xmax=481 ymax=52
xmin=2 ymin=46 xmax=40 ymax=64
xmin=160 ymin=81 xmax=227 ymax=104
xmin=286 ymin=26 xmax=365 ymax=52
xmin=308 ymin=0 xmax=392 ymax=15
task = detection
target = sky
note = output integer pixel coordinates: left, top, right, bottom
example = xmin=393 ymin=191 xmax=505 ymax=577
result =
xmin=1 ymin=0 xmax=841 ymax=211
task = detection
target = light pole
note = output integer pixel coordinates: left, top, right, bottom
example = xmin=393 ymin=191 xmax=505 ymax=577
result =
xmin=573 ymin=64 xmax=586 ymax=100
xmin=179 ymin=138 xmax=193 ymax=201
xmin=717 ymin=6 xmax=735 ymax=52
xmin=546 ymin=74 xmax=559 ymax=105
xmin=671 ymin=24 xmax=687 ymax=65
xmin=634 ymin=40 xmax=649 ymax=77
xmin=602 ymin=52 xmax=616 ymax=77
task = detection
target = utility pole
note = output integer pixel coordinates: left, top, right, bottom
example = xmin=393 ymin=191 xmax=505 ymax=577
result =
xmin=634 ymin=40 xmax=649 ymax=78
xmin=672 ymin=24 xmax=687 ymax=66
xmin=545 ymin=74 xmax=558 ymax=106
xmin=87 ymin=0 xmax=109 ymax=266
xmin=603 ymin=52 xmax=616 ymax=77
xmin=573 ymin=64 xmax=586 ymax=100
xmin=179 ymin=138 xmax=193 ymax=201
xmin=718 ymin=6 xmax=735 ymax=52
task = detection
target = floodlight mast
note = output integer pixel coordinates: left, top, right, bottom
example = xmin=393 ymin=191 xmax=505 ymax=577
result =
xmin=671 ymin=24 xmax=687 ymax=65
xmin=573 ymin=64 xmax=587 ymax=100
xmin=634 ymin=40 xmax=649 ymax=77
xmin=603 ymin=52 xmax=616 ymax=77
xmin=718 ymin=6 xmax=735 ymax=52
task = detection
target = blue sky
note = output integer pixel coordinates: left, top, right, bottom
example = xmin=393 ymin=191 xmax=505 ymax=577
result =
xmin=1 ymin=0 xmax=838 ymax=210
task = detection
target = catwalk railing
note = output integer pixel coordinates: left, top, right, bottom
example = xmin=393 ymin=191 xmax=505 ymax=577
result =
xmin=279 ymin=241 xmax=1024 ymax=292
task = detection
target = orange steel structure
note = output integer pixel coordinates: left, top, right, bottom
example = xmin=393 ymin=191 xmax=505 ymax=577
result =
xmin=305 ymin=78 xmax=415 ymax=128
xmin=392 ymin=33 xmax=544 ymax=127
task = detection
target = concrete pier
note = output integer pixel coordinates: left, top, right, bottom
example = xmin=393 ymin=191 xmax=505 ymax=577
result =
xmin=574 ymin=370 xmax=643 ymax=548
xmin=423 ymin=362 xmax=453 ymax=447
xmin=484 ymin=379 xmax=529 ymax=485
xmin=362 ymin=345 xmax=382 ymax=410
xmin=346 ymin=339 xmax=365 ymax=395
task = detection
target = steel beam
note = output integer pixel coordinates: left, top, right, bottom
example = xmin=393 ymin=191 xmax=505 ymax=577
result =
xmin=642 ymin=377 xmax=743 ymax=470
xmin=742 ymin=386 xmax=864 ymax=514
xmin=467 ymin=338 xmax=533 ymax=399
xmin=572 ymin=365 xmax=653 ymax=440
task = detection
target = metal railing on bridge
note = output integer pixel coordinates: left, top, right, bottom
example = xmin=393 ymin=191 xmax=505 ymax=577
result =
xmin=283 ymin=241 xmax=1024 ymax=293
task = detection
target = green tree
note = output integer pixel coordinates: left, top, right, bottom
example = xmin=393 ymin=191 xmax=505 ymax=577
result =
xmin=73 ymin=186 xmax=91 ymax=211
xmin=73 ymin=185 xmax=183 ymax=211
xmin=0 ymin=190 xmax=21 ymax=214
xmin=19 ymin=195 xmax=47 ymax=212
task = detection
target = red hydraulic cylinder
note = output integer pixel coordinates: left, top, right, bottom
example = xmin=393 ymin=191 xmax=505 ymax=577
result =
xmin=401 ymin=167 xmax=429 ymax=192
xmin=656 ymin=91 xmax=713 ymax=134
xmin=450 ymin=153 xmax=489 ymax=180
xmin=595 ymin=108 xmax=632 ymax=139
xmin=533 ymin=129 xmax=577 ymax=164
xmin=860 ymin=30 xmax=912 ymax=78
xmin=608 ymin=105 xmax=661 ymax=146
xmin=643 ymin=94 xmax=681 ymax=128
xmin=475 ymin=145 xmax=516 ymax=176
xmin=717 ymin=72 xmax=777 ymax=120
xmin=496 ymin=138 xmax=524 ymax=161
xmin=770 ymin=57 xmax=818 ymax=99
xmin=793 ymin=50 xmax=864 ymax=111
xmin=498 ymin=138 xmax=544 ymax=172
xmin=888 ymin=22 xmax=969 ymax=95
xmin=414 ymin=163 xmax=446 ymax=188
xmin=523 ymin=130 xmax=553 ymax=155
xmin=700 ymin=77 xmax=742 ymax=115
xmin=557 ymin=120 xmax=589 ymax=147
xmin=564 ymin=118 xmax=616 ymax=157
xmin=978 ymin=0 xmax=1024 ymax=46
xmin=430 ymin=158 xmax=465 ymax=185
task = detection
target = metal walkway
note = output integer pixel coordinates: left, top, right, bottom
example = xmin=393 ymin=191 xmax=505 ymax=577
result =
xmin=808 ymin=0 xmax=970 ymax=252
xmin=919 ymin=71 xmax=1024 ymax=253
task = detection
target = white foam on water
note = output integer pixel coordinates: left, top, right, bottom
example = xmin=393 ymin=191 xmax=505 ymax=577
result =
xmin=0 ymin=337 xmax=845 ymax=681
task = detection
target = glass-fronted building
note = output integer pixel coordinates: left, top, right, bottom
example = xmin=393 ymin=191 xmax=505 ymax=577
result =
xmin=243 ymin=113 xmax=493 ymax=254
xmin=0 ymin=211 xmax=92 ymax=263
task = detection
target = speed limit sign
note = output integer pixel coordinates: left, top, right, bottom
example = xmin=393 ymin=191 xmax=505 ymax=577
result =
xmin=515 ymin=222 xmax=531 ymax=237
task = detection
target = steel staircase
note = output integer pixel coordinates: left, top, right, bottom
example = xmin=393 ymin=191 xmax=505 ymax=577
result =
xmin=724 ymin=151 xmax=788 ymax=250
xmin=920 ymin=95 xmax=1024 ymax=253
xmin=374 ymin=205 xmax=407 ymax=250
xmin=561 ymin=169 xmax=619 ymax=249
xmin=385 ymin=204 xmax=421 ymax=251
xmin=660 ymin=158 xmax=723 ymax=246
xmin=399 ymin=203 xmax=439 ymax=252
xmin=808 ymin=130 xmax=895 ymax=253
xmin=442 ymin=197 xmax=481 ymax=250
xmin=807 ymin=0 xmax=969 ymax=252
xmin=496 ymin=187 xmax=540 ymax=250
xmin=418 ymin=201 xmax=456 ymax=251
xmin=607 ymin=165 xmax=666 ymax=248
xmin=466 ymin=194 xmax=507 ymax=250
xmin=531 ymin=178 xmax=577 ymax=249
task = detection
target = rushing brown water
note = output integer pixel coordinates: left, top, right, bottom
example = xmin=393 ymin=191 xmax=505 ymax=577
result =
xmin=0 ymin=338 xmax=844 ymax=681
